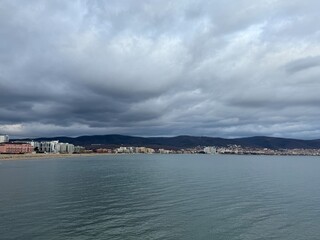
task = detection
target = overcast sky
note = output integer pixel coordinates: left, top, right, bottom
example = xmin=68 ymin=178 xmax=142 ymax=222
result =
xmin=1 ymin=0 xmax=320 ymax=139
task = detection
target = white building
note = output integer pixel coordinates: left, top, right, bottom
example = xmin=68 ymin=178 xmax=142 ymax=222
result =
xmin=159 ymin=149 xmax=171 ymax=154
xmin=0 ymin=134 xmax=9 ymax=143
xmin=38 ymin=141 xmax=60 ymax=153
xmin=204 ymin=146 xmax=217 ymax=154
xmin=66 ymin=144 xmax=75 ymax=154
xmin=31 ymin=140 xmax=75 ymax=154
xmin=74 ymin=146 xmax=85 ymax=153
xmin=58 ymin=143 xmax=74 ymax=154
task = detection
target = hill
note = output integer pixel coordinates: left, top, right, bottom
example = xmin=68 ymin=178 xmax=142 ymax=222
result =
xmin=15 ymin=135 xmax=320 ymax=150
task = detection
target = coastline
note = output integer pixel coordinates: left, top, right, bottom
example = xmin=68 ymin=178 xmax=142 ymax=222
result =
xmin=2 ymin=152 xmax=319 ymax=161
xmin=0 ymin=153 xmax=112 ymax=161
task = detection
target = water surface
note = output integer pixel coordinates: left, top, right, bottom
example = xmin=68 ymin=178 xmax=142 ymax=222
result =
xmin=1 ymin=154 xmax=320 ymax=240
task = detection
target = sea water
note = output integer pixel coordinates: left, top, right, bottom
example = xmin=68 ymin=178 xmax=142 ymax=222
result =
xmin=1 ymin=154 xmax=320 ymax=240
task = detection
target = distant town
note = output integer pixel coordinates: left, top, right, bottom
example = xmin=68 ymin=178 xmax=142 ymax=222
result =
xmin=2 ymin=134 xmax=320 ymax=156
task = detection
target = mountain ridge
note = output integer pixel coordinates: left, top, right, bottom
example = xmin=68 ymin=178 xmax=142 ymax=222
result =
xmin=14 ymin=134 xmax=320 ymax=150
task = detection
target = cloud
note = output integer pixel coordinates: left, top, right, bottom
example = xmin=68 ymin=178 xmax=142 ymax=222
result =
xmin=1 ymin=0 xmax=320 ymax=139
xmin=285 ymin=56 xmax=320 ymax=74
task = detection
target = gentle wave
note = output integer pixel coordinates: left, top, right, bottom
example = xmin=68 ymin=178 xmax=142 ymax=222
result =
xmin=1 ymin=154 xmax=320 ymax=239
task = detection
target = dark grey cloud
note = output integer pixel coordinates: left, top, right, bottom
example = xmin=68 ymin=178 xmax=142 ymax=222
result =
xmin=285 ymin=56 xmax=320 ymax=74
xmin=1 ymin=0 xmax=320 ymax=139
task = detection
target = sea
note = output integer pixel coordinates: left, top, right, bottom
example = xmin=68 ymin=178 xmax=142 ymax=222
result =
xmin=1 ymin=154 xmax=320 ymax=240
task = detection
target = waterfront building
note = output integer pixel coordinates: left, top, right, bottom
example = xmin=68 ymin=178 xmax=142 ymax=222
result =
xmin=135 ymin=147 xmax=155 ymax=154
xmin=0 ymin=143 xmax=33 ymax=154
xmin=30 ymin=141 xmax=40 ymax=150
xmin=136 ymin=147 xmax=147 ymax=153
xmin=116 ymin=146 xmax=132 ymax=154
xmin=66 ymin=144 xmax=75 ymax=154
xmin=159 ymin=149 xmax=171 ymax=154
xmin=95 ymin=148 xmax=112 ymax=153
xmin=0 ymin=134 xmax=9 ymax=143
xmin=204 ymin=146 xmax=217 ymax=154
xmin=57 ymin=142 xmax=74 ymax=154
xmin=30 ymin=140 xmax=75 ymax=154
xmin=38 ymin=141 xmax=60 ymax=153
xmin=58 ymin=143 xmax=67 ymax=153
xmin=74 ymin=146 xmax=86 ymax=153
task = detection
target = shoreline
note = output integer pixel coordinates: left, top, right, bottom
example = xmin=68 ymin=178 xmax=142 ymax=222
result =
xmin=0 ymin=153 xmax=112 ymax=161
xmin=1 ymin=153 xmax=319 ymax=161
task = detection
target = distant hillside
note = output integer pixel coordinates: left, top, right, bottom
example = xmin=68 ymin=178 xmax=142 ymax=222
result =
xmin=15 ymin=134 xmax=320 ymax=150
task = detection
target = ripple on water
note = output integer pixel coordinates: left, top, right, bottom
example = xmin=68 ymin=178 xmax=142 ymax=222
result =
xmin=1 ymin=155 xmax=320 ymax=240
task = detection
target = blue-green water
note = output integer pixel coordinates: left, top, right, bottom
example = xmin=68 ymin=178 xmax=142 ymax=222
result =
xmin=1 ymin=154 xmax=320 ymax=240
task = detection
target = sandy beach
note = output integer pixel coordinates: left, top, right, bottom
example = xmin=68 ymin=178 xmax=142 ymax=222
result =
xmin=0 ymin=153 xmax=111 ymax=161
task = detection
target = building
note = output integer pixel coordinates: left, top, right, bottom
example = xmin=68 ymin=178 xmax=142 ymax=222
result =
xmin=58 ymin=143 xmax=75 ymax=154
xmin=116 ymin=146 xmax=133 ymax=154
xmin=30 ymin=140 xmax=75 ymax=154
xmin=37 ymin=141 xmax=60 ymax=153
xmin=135 ymin=147 xmax=155 ymax=154
xmin=0 ymin=134 xmax=9 ymax=143
xmin=29 ymin=141 xmax=39 ymax=149
xmin=66 ymin=144 xmax=74 ymax=154
xmin=204 ymin=146 xmax=217 ymax=154
xmin=0 ymin=143 xmax=33 ymax=154
xmin=95 ymin=148 xmax=111 ymax=153
xmin=159 ymin=149 xmax=171 ymax=154
xmin=74 ymin=146 xmax=85 ymax=154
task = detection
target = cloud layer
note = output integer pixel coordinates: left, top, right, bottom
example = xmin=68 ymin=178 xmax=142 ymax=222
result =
xmin=1 ymin=0 xmax=320 ymax=138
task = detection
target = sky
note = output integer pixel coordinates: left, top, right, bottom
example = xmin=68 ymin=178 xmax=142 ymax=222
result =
xmin=1 ymin=0 xmax=320 ymax=139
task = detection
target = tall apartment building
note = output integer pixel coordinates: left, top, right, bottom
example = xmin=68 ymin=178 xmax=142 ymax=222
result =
xmin=38 ymin=141 xmax=60 ymax=153
xmin=31 ymin=140 xmax=75 ymax=154
xmin=0 ymin=134 xmax=9 ymax=143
